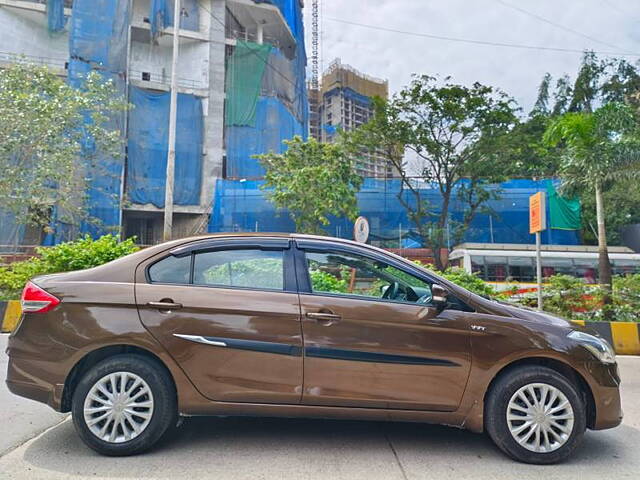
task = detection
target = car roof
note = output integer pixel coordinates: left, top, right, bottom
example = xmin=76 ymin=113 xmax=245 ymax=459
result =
xmin=168 ymin=232 xmax=391 ymax=256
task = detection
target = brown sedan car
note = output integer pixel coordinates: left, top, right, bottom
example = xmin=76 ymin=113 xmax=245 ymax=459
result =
xmin=6 ymin=234 xmax=621 ymax=463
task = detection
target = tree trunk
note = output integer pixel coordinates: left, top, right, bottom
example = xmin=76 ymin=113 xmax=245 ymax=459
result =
xmin=594 ymin=181 xmax=612 ymax=307
xmin=433 ymin=192 xmax=452 ymax=272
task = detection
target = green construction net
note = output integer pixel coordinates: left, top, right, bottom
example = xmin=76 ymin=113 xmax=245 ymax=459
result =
xmin=225 ymin=41 xmax=272 ymax=127
xmin=547 ymin=182 xmax=582 ymax=230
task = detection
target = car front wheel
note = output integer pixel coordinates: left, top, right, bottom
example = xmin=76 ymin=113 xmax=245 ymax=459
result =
xmin=71 ymin=354 xmax=177 ymax=456
xmin=485 ymin=365 xmax=586 ymax=464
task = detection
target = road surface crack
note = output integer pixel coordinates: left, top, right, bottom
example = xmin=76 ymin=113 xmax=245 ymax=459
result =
xmin=384 ymin=429 xmax=409 ymax=480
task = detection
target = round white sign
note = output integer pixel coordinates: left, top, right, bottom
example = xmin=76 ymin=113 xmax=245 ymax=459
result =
xmin=353 ymin=216 xmax=370 ymax=244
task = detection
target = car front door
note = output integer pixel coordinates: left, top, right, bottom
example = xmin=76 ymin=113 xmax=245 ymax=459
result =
xmin=295 ymin=240 xmax=472 ymax=411
xmin=135 ymin=238 xmax=303 ymax=405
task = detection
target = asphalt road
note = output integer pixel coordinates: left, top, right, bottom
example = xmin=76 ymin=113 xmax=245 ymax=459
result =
xmin=0 ymin=335 xmax=66 ymax=457
xmin=1 ymin=333 xmax=639 ymax=480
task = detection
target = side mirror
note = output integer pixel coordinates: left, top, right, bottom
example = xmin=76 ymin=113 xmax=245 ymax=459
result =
xmin=432 ymin=284 xmax=448 ymax=308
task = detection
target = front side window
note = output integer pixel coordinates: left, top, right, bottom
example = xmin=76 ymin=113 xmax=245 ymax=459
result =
xmin=193 ymin=249 xmax=284 ymax=290
xmin=305 ymin=250 xmax=433 ymax=305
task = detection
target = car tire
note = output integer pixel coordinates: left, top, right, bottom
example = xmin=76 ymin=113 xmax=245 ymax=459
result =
xmin=485 ymin=365 xmax=586 ymax=464
xmin=71 ymin=354 xmax=177 ymax=456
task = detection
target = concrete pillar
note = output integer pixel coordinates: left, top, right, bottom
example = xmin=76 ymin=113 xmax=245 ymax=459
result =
xmin=256 ymin=23 xmax=264 ymax=44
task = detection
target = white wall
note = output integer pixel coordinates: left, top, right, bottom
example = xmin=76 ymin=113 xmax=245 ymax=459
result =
xmin=129 ymin=39 xmax=209 ymax=90
xmin=0 ymin=7 xmax=68 ymax=70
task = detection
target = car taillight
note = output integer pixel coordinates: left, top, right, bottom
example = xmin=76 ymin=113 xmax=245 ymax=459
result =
xmin=21 ymin=281 xmax=60 ymax=313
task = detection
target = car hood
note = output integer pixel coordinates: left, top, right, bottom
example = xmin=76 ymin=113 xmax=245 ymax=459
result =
xmin=496 ymin=302 xmax=575 ymax=329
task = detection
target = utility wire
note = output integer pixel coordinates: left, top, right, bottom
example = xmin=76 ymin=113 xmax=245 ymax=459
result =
xmin=494 ymin=0 xmax=633 ymax=54
xmin=599 ymin=0 xmax=640 ymax=23
xmin=195 ymin=0 xmax=298 ymax=89
xmin=324 ymin=17 xmax=640 ymax=58
xmin=601 ymin=0 xmax=629 ymax=16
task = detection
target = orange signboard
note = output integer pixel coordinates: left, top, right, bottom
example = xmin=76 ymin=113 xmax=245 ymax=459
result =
xmin=529 ymin=192 xmax=547 ymax=234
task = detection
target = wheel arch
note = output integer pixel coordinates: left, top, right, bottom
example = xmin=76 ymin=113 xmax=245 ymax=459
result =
xmin=483 ymin=356 xmax=596 ymax=429
xmin=61 ymin=344 xmax=177 ymax=413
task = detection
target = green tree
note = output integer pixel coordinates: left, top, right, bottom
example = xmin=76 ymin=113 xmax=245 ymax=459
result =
xmin=0 ymin=63 xmax=128 ymax=241
xmin=531 ymin=73 xmax=552 ymax=116
xmin=346 ymin=76 xmax=518 ymax=270
xmin=544 ymin=102 xmax=640 ymax=300
xmin=569 ymin=51 xmax=605 ymax=113
xmin=256 ymin=136 xmax=363 ymax=234
xmin=552 ymin=75 xmax=573 ymax=116
xmin=580 ymin=179 xmax=640 ymax=245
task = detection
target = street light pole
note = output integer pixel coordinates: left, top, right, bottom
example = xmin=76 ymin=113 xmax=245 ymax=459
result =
xmin=163 ymin=0 xmax=181 ymax=242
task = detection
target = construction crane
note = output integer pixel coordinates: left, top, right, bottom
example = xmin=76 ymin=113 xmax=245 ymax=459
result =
xmin=309 ymin=0 xmax=321 ymax=140
xmin=311 ymin=0 xmax=320 ymax=90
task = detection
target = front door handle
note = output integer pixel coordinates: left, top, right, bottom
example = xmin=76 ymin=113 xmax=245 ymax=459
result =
xmin=147 ymin=301 xmax=183 ymax=311
xmin=306 ymin=312 xmax=342 ymax=324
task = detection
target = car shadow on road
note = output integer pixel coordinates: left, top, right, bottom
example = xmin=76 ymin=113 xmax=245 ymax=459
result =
xmin=18 ymin=416 xmax=638 ymax=479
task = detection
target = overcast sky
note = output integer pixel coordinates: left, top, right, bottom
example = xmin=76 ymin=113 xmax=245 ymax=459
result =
xmin=304 ymin=0 xmax=640 ymax=115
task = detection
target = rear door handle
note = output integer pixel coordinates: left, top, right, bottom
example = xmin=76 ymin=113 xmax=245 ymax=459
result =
xmin=306 ymin=312 xmax=342 ymax=323
xmin=147 ymin=301 xmax=183 ymax=310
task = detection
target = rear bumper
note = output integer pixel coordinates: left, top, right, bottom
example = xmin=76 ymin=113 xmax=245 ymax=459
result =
xmin=6 ymin=355 xmax=65 ymax=411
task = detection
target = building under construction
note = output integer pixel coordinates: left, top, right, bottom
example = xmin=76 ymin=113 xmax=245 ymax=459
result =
xmin=0 ymin=0 xmax=307 ymax=245
xmin=309 ymin=58 xmax=392 ymax=178
xmin=0 ymin=1 xmax=586 ymax=250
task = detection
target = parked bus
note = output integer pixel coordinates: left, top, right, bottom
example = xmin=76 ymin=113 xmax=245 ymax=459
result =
xmin=449 ymin=243 xmax=640 ymax=291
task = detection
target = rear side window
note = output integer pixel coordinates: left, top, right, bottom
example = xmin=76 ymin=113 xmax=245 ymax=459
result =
xmin=148 ymin=255 xmax=191 ymax=284
xmin=193 ymin=249 xmax=284 ymax=290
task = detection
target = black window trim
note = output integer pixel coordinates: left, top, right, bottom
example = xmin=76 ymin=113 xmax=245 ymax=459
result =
xmin=169 ymin=237 xmax=291 ymax=257
xmin=146 ymin=238 xmax=297 ymax=293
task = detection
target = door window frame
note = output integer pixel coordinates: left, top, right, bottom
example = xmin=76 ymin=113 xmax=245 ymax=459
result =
xmin=144 ymin=238 xmax=298 ymax=294
xmin=294 ymin=240 xmax=445 ymax=306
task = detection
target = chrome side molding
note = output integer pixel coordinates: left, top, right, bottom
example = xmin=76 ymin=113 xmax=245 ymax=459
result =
xmin=173 ymin=334 xmax=227 ymax=347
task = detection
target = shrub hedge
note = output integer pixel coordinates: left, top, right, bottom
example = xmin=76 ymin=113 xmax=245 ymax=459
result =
xmin=0 ymin=235 xmax=138 ymax=300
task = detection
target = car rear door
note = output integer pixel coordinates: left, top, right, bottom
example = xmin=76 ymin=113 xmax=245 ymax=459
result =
xmin=135 ymin=238 xmax=303 ymax=405
xmin=294 ymin=240 xmax=472 ymax=411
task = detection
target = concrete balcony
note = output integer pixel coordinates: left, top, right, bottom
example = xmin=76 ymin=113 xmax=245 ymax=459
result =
xmin=0 ymin=0 xmax=72 ymax=16
xmin=225 ymin=0 xmax=296 ymax=58
xmin=130 ymin=20 xmax=210 ymax=45
xmin=130 ymin=0 xmax=210 ymax=45
xmin=0 ymin=51 xmax=68 ymax=75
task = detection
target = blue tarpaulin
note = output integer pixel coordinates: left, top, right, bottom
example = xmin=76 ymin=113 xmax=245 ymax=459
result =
xmin=126 ymin=87 xmax=203 ymax=208
xmin=208 ymin=178 xmax=581 ymax=246
xmin=226 ymin=96 xmax=305 ymax=179
xmin=46 ymin=0 xmax=66 ymax=33
xmin=150 ymin=0 xmax=200 ymax=40
xmin=46 ymin=0 xmax=130 ymax=244
xmin=69 ymin=0 xmax=128 ymax=71
xmin=224 ymin=0 xmax=308 ymax=179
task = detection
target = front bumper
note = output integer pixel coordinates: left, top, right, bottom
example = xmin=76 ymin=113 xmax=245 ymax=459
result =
xmin=585 ymin=361 xmax=623 ymax=430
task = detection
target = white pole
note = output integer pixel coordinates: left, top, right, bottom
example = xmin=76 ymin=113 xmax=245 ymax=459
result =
xmin=163 ymin=0 xmax=181 ymax=242
xmin=256 ymin=23 xmax=264 ymax=45
xmin=536 ymin=231 xmax=543 ymax=311
xmin=489 ymin=214 xmax=494 ymax=243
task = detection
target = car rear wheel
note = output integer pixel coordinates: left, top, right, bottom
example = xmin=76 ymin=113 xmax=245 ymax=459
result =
xmin=71 ymin=354 xmax=176 ymax=456
xmin=485 ymin=365 xmax=586 ymax=464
